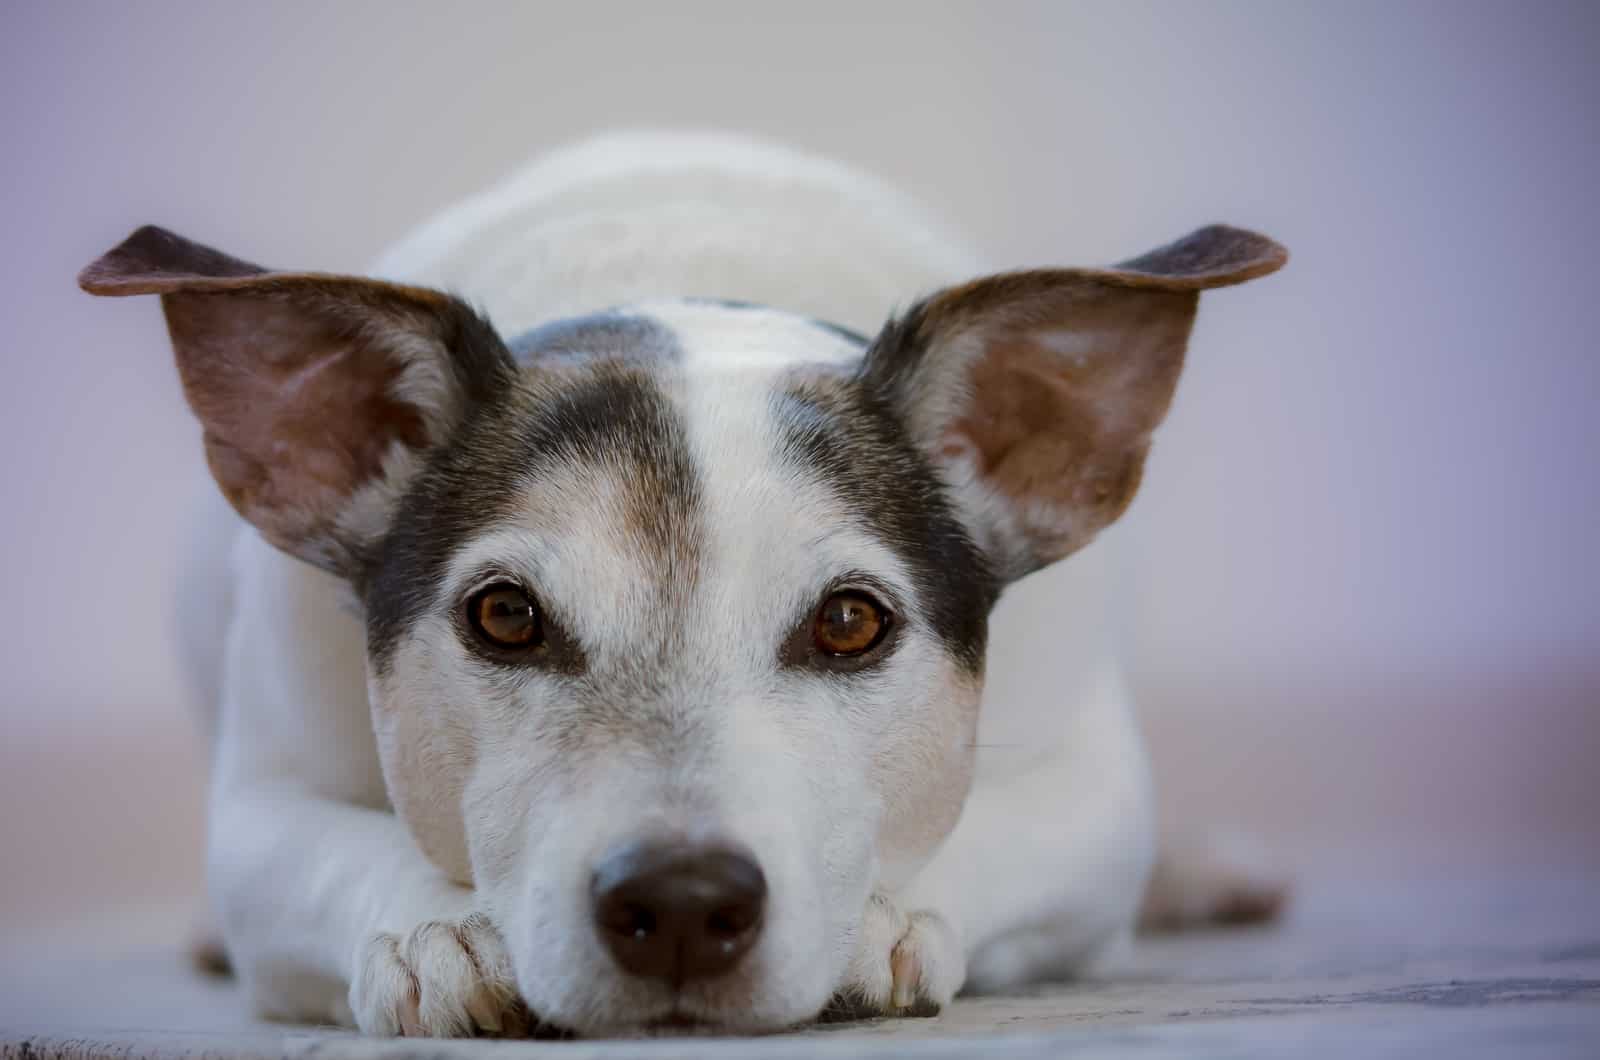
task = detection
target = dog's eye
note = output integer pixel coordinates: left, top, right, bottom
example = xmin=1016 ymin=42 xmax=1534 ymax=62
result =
xmin=466 ymin=583 xmax=544 ymax=651
xmin=813 ymin=591 xmax=889 ymax=657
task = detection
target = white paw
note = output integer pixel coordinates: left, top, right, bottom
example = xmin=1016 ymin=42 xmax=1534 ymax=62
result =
xmin=350 ymin=912 xmax=535 ymax=1037
xmin=825 ymin=894 xmax=964 ymax=1021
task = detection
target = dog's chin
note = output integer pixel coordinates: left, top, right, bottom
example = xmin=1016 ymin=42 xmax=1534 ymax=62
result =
xmin=577 ymin=1008 xmax=796 ymax=1040
xmin=515 ymin=917 xmax=845 ymax=1038
xmin=639 ymin=1011 xmax=782 ymax=1038
xmin=564 ymin=993 xmax=822 ymax=1040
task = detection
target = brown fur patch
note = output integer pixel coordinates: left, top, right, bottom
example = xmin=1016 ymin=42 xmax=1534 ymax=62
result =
xmin=166 ymin=290 xmax=433 ymax=561
xmin=1137 ymin=837 xmax=1292 ymax=933
xmin=774 ymin=370 xmax=995 ymax=672
xmin=942 ymin=283 xmax=1196 ymax=561
xmin=862 ymin=225 xmax=1286 ymax=577
xmin=79 ymin=226 xmax=513 ymax=577
xmin=188 ymin=930 xmax=232 ymax=977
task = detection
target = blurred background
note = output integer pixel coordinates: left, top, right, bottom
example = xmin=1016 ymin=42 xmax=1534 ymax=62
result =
xmin=2 ymin=1 xmax=1596 ymax=949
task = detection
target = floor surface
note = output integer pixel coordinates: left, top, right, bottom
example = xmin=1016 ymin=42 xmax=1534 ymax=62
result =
xmin=3 ymin=864 xmax=1598 ymax=1058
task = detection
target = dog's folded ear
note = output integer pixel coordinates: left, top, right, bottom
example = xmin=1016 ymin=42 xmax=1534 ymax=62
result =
xmin=862 ymin=225 xmax=1286 ymax=581
xmin=80 ymin=226 xmax=514 ymax=579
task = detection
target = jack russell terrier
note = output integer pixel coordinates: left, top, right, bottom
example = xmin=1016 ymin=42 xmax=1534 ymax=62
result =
xmin=79 ymin=131 xmax=1288 ymax=1037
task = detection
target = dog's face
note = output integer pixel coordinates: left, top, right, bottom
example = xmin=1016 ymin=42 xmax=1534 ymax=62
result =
xmin=363 ymin=302 xmax=996 ymax=1031
xmin=81 ymin=224 xmax=1283 ymax=1034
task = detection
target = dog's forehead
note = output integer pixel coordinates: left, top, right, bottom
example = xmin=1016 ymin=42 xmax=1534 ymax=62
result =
xmin=489 ymin=302 xmax=889 ymax=663
xmin=510 ymin=299 xmax=868 ymax=370
xmin=365 ymin=301 xmax=993 ymax=672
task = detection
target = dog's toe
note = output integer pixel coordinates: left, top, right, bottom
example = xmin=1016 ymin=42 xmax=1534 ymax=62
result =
xmin=826 ymin=895 xmax=962 ymax=1021
xmin=351 ymin=912 xmax=531 ymax=1037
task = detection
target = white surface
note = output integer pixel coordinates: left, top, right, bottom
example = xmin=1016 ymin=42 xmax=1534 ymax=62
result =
xmin=4 ymin=869 xmax=1598 ymax=1057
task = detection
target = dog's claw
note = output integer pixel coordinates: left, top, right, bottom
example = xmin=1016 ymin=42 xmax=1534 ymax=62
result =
xmin=889 ymin=941 xmax=920 ymax=1010
xmin=827 ymin=895 xmax=963 ymax=1021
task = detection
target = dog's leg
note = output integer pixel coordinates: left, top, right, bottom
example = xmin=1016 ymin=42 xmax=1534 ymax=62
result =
xmin=209 ymin=790 xmax=532 ymax=1035
xmin=205 ymin=532 xmax=530 ymax=1036
xmin=892 ymin=666 xmax=1159 ymax=996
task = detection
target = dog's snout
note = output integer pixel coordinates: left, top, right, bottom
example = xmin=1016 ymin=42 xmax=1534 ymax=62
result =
xmin=591 ymin=840 xmax=766 ymax=985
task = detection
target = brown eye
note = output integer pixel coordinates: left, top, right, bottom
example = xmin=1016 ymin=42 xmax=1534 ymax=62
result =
xmin=813 ymin=591 xmax=889 ymax=657
xmin=467 ymin=583 xmax=543 ymax=652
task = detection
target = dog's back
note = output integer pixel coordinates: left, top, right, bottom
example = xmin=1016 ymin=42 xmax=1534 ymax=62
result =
xmin=369 ymin=130 xmax=980 ymax=338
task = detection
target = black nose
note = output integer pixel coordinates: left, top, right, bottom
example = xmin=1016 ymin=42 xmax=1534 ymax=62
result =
xmin=591 ymin=840 xmax=766 ymax=985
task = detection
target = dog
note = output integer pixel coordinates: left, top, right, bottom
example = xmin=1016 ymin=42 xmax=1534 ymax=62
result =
xmin=79 ymin=132 xmax=1287 ymax=1037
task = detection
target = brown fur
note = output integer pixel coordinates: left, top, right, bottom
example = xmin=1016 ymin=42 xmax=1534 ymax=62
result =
xmin=866 ymin=225 xmax=1287 ymax=577
xmin=78 ymin=226 xmax=512 ymax=576
xmin=167 ymin=290 xmax=433 ymax=562
xmin=940 ymin=281 xmax=1196 ymax=562
xmin=1138 ymin=838 xmax=1292 ymax=933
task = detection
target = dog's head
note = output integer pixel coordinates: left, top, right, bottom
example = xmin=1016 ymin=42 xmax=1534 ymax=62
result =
xmin=81 ymin=223 xmax=1282 ymax=1033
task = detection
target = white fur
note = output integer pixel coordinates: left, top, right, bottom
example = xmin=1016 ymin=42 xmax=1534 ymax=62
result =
xmin=192 ymin=131 xmax=1161 ymax=1035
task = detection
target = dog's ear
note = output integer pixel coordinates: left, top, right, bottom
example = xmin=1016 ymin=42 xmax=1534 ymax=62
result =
xmin=80 ymin=226 xmax=514 ymax=578
xmin=863 ymin=225 xmax=1286 ymax=581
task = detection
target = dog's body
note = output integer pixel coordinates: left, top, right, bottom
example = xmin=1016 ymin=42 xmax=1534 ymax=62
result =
xmin=88 ymin=132 xmax=1286 ymax=1036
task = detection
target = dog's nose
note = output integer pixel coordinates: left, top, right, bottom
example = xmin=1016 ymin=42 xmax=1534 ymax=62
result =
xmin=591 ymin=840 xmax=766 ymax=985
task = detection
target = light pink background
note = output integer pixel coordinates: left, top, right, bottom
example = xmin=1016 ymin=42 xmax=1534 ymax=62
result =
xmin=3 ymin=2 xmax=1596 ymax=944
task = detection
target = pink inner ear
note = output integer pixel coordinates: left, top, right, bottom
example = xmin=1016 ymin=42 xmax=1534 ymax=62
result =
xmin=931 ymin=284 xmax=1198 ymax=566
xmin=952 ymin=332 xmax=1144 ymax=531
xmin=166 ymin=291 xmax=429 ymax=561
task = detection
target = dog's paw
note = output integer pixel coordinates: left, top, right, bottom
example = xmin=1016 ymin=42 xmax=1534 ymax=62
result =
xmin=824 ymin=895 xmax=964 ymax=1021
xmin=1138 ymin=833 xmax=1291 ymax=932
xmin=351 ymin=912 xmax=536 ymax=1037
